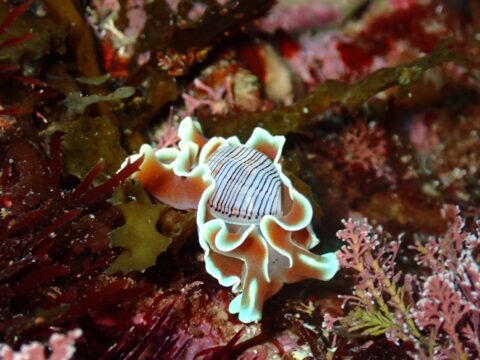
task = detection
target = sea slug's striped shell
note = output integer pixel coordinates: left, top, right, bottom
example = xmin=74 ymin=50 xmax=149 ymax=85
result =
xmin=206 ymin=146 xmax=282 ymax=224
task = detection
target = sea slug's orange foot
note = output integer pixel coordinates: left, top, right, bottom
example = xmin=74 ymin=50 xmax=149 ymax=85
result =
xmin=123 ymin=116 xmax=339 ymax=323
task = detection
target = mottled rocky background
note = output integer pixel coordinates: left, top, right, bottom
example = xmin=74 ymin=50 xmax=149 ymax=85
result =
xmin=0 ymin=0 xmax=479 ymax=359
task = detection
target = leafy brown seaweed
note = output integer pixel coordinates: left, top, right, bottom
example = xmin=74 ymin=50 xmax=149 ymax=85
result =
xmin=59 ymin=116 xmax=128 ymax=181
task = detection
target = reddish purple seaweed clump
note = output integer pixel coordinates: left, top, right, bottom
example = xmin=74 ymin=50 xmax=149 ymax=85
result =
xmin=333 ymin=121 xmax=394 ymax=182
xmin=0 ymin=132 xmax=146 ymax=353
xmin=334 ymin=205 xmax=480 ymax=358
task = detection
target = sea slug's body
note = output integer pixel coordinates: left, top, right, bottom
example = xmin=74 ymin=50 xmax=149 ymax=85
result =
xmin=124 ymin=117 xmax=339 ymax=323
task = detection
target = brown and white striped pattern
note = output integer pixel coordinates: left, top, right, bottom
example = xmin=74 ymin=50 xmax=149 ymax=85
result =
xmin=206 ymin=146 xmax=283 ymax=224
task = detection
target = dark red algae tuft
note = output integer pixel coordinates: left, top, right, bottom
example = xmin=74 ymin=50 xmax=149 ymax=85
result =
xmin=0 ymin=133 xmax=145 ymax=350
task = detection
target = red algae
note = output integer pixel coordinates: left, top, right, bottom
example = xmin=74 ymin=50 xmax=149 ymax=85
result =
xmin=0 ymin=132 xmax=144 ymax=347
xmin=337 ymin=2 xmax=449 ymax=75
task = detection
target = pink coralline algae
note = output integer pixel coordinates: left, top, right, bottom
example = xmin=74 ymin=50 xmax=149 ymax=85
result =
xmin=408 ymin=113 xmax=440 ymax=152
xmin=152 ymin=116 xmax=180 ymax=149
xmin=286 ymin=32 xmax=349 ymax=86
xmin=181 ymin=60 xmax=266 ymax=115
xmin=182 ymin=78 xmax=234 ymax=116
xmin=335 ymin=205 xmax=480 ymax=359
xmin=282 ymin=31 xmax=384 ymax=86
xmin=0 ymin=329 xmax=82 ymax=360
xmin=259 ymin=2 xmax=339 ymax=33
xmin=283 ymin=1 xmax=450 ymax=86
xmin=335 ymin=121 xmax=394 ymax=182
xmin=410 ymin=205 xmax=480 ymax=359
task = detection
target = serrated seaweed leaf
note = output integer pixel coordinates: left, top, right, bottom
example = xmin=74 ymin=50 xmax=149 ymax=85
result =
xmin=111 ymin=179 xmax=197 ymax=255
xmin=107 ymin=202 xmax=171 ymax=274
